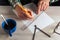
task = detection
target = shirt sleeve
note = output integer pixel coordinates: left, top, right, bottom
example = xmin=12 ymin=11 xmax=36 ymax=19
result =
xmin=8 ymin=0 xmax=32 ymax=6
xmin=8 ymin=0 xmax=21 ymax=8
xmin=8 ymin=0 xmax=38 ymax=8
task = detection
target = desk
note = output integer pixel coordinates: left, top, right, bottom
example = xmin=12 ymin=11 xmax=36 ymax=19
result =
xmin=0 ymin=6 xmax=60 ymax=40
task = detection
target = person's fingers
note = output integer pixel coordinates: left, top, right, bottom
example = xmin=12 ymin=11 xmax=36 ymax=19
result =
xmin=43 ymin=2 xmax=49 ymax=11
xmin=41 ymin=1 xmax=45 ymax=11
xmin=15 ymin=5 xmax=33 ymax=19
xmin=43 ymin=3 xmax=47 ymax=11
xmin=16 ymin=8 xmax=28 ymax=19
xmin=44 ymin=4 xmax=49 ymax=11
xmin=18 ymin=12 xmax=29 ymax=19
xmin=37 ymin=2 xmax=41 ymax=14
xmin=18 ymin=8 xmax=33 ymax=19
xmin=37 ymin=1 xmax=44 ymax=14
xmin=22 ymin=11 xmax=33 ymax=19
xmin=25 ymin=8 xmax=33 ymax=19
xmin=37 ymin=1 xmax=49 ymax=15
xmin=27 ymin=9 xmax=33 ymax=16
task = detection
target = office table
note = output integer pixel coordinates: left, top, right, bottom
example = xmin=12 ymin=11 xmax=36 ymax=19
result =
xmin=0 ymin=6 xmax=60 ymax=40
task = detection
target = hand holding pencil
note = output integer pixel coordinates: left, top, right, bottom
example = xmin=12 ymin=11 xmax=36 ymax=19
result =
xmin=14 ymin=3 xmax=33 ymax=19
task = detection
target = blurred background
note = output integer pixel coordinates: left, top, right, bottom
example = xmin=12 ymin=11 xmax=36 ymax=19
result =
xmin=50 ymin=0 xmax=60 ymax=6
xmin=0 ymin=0 xmax=60 ymax=6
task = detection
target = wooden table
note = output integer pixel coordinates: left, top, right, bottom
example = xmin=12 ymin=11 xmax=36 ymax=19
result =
xmin=0 ymin=6 xmax=60 ymax=40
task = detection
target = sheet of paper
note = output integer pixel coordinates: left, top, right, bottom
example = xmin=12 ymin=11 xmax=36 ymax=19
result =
xmin=22 ymin=3 xmax=55 ymax=33
xmin=28 ymin=12 xmax=55 ymax=33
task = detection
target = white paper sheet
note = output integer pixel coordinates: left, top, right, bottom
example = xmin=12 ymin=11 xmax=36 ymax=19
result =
xmin=22 ymin=3 xmax=55 ymax=33
xmin=28 ymin=12 xmax=55 ymax=33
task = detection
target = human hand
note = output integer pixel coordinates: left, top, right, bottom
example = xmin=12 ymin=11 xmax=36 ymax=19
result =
xmin=15 ymin=4 xmax=33 ymax=19
xmin=37 ymin=0 xmax=49 ymax=14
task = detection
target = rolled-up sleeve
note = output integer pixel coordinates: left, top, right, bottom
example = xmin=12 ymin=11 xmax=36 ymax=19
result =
xmin=8 ymin=0 xmax=32 ymax=6
xmin=8 ymin=0 xmax=39 ymax=8
xmin=8 ymin=0 xmax=21 ymax=8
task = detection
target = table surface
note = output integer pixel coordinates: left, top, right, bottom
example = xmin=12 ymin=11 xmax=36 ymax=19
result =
xmin=0 ymin=6 xmax=60 ymax=40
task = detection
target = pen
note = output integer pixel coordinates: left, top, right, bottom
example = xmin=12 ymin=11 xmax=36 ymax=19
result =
xmin=32 ymin=25 xmax=36 ymax=40
xmin=34 ymin=25 xmax=51 ymax=37
xmin=32 ymin=25 xmax=51 ymax=40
